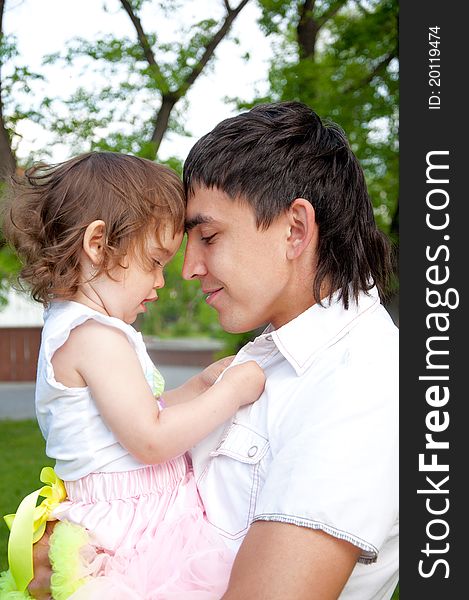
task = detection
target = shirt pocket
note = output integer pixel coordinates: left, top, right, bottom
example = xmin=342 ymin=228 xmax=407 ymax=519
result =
xmin=200 ymin=421 xmax=270 ymax=539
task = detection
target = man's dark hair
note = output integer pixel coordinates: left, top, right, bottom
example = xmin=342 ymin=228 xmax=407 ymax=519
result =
xmin=183 ymin=101 xmax=394 ymax=309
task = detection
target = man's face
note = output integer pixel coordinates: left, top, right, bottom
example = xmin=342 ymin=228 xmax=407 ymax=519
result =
xmin=182 ymin=186 xmax=297 ymax=333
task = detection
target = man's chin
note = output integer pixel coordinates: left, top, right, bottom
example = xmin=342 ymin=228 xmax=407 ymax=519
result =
xmin=218 ymin=312 xmax=261 ymax=335
xmin=222 ymin=324 xmax=250 ymax=334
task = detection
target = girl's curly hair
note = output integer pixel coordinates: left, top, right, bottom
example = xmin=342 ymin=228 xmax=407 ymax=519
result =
xmin=2 ymin=152 xmax=185 ymax=305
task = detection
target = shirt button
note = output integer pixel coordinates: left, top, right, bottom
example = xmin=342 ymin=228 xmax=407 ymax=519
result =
xmin=266 ymin=335 xmax=273 ymax=342
xmin=248 ymin=445 xmax=258 ymax=458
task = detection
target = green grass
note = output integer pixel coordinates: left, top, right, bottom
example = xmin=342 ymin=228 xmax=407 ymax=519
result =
xmin=0 ymin=419 xmax=53 ymax=571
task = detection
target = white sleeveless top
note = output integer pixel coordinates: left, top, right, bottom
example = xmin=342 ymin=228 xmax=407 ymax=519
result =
xmin=35 ymin=301 xmax=165 ymax=481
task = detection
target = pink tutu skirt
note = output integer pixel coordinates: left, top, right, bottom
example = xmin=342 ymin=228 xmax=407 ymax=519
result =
xmin=52 ymin=456 xmax=234 ymax=599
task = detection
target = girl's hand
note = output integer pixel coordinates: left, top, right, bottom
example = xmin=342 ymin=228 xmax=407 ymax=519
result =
xmin=199 ymin=355 xmax=235 ymax=390
xmin=222 ymin=361 xmax=266 ymax=407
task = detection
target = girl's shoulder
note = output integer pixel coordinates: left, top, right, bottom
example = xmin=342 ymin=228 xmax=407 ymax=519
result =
xmin=42 ymin=301 xmax=145 ymax=362
xmin=45 ymin=301 xmax=139 ymax=339
xmin=54 ymin=316 xmax=129 ymax=352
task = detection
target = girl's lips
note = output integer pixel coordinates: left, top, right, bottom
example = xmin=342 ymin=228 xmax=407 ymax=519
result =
xmin=140 ymin=297 xmax=158 ymax=311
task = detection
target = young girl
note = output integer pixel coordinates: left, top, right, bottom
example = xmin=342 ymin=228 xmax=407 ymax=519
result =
xmin=0 ymin=152 xmax=265 ymax=599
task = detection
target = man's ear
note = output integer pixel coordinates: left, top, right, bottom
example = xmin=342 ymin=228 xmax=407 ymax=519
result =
xmin=82 ymin=220 xmax=106 ymax=265
xmin=286 ymin=199 xmax=317 ymax=260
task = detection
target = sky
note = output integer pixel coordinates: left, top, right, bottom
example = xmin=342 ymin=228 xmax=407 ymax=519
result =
xmin=3 ymin=0 xmax=273 ymax=163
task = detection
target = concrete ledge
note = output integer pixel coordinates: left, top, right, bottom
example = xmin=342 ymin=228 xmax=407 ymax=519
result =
xmin=144 ymin=337 xmax=224 ymax=367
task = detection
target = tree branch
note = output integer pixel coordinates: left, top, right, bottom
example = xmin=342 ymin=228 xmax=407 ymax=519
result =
xmin=150 ymin=93 xmax=178 ymax=150
xmin=317 ymin=0 xmax=348 ymax=30
xmin=119 ymin=0 xmax=169 ymax=94
xmin=124 ymin=0 xmax=250 ymax=157
xmin=342 ymin=49 xmax=397 ymax=94
xmin=297 ymin=0 xmax=317 ymax=59
xmin=296 ymin=0 xmax=347 ymax=60
xmin=177 ymin=0 xmax=250 ymax=95
xmin=0 ymin=0 xmax=5 ymax=36
xmin=299 ymin=0 xmax=315 ymax=24
xmin=352 ymin=0 xmax=371 ymax=17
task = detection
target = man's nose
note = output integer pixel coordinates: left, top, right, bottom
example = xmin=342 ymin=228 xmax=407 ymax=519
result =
xmin=182 ymin=240 xmax=207 ymax=280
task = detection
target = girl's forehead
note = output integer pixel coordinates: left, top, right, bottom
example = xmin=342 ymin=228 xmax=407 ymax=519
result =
xmin=146 ymin=227 xmax=183 ymax=253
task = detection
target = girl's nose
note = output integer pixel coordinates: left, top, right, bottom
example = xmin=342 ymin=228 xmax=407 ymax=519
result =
xmin=154 ymin=271 xmax=165 ymax=289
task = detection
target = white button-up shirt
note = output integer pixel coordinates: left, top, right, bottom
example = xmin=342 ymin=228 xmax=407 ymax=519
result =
xmin=192 ymin=287 xmax=399 ymax=600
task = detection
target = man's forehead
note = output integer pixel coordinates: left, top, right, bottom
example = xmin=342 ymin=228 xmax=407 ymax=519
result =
xmin=184 ymin=187 xmax=224 ymax=229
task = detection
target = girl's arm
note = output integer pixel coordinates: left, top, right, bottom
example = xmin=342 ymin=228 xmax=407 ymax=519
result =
xmin=53 ymin=321 xmax=264 ymax=464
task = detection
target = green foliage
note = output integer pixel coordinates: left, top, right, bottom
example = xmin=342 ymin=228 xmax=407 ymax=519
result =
xmin=0 ymin=182 xmax=21 ymax=306
xmin=1 ymin=0 xmax=399 ymax=338
xmin=238 ymin=0 xmax=399 ymax=237
xmin=0 ymin=34 xmax=45 ymax=161
xmin=39 ymin=2 xmax=230 ymax=159
xmin=0 ymin=245 xmax=20 ymax=307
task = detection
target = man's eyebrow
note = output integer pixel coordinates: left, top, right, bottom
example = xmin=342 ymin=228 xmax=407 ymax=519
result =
xmin=184 ymin=215 xmax=215 ymax=231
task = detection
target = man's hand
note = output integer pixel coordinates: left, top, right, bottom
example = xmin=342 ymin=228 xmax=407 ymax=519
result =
xmin=28 ymin=520 xmax=56 ymax=600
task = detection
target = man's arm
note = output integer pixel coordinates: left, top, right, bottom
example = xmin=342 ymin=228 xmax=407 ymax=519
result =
xmin=222 ymin=521 xmax=361 ymax=600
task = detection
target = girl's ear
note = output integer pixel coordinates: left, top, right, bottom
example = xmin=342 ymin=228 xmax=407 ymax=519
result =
xmin=83 ymin=220 xmax=106 ymax=265
xmin=285 ymin=199 xmax=317 ymax=260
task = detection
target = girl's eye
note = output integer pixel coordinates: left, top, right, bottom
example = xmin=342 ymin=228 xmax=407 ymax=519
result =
xmin=153 ymin=259 xmax=164 ymax=268
xmin=201 ymin=234 xmax=217 ymax=244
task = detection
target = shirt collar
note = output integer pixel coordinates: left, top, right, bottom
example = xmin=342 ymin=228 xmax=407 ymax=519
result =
xmin=257 ymin=287 xmax=381 ymax=376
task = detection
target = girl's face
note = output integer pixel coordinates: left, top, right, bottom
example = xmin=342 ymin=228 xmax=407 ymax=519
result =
xmin=88 ymin=226 xmax=183 ymax=324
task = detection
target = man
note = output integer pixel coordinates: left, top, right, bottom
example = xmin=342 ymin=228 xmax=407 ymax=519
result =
xmin=182 ymin=101 xmax=398 ymax=599
xmin=31 ymin=101 xmax=398 ymax=599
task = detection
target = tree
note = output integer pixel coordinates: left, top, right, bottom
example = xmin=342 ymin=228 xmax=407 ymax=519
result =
xmin=238 ymin=0 xmax=398 ymax=242
xmin=1 ymin=0 xmax=49 ymax=304
xmin=0 ymin=0 xmax=253 ymax=321
xmin=41 ymin=0 xmax=255 ymax=339
xmin=43 ymin=0 xmax=250 ymax=161
xmin=1 ymin=0 xmax=399 ymax=333
xmin=0 ymin=0 xmax=45 ymax=178
xmin=1 ymin=0 xmax=35 ymax=303
xmin=0 ymin=0 xmax=15 ymax=178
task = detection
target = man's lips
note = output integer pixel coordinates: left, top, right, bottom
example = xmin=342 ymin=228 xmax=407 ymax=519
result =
xmin=203 ymin=287 xmax=223 ymax=305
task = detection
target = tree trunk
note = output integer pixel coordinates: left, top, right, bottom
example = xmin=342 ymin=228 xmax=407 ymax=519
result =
xmin=0 ymin=0 xmax=16 ymax=179
xmin=297 ymin=0 xmax=319 ymax=60
xmin=123 ymin=0 xmax=250 ymax=159
xmin=150 ymin=94 xmax=178 ymax=158
xmin=0 ymin=96 xmax=15 ymax=178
